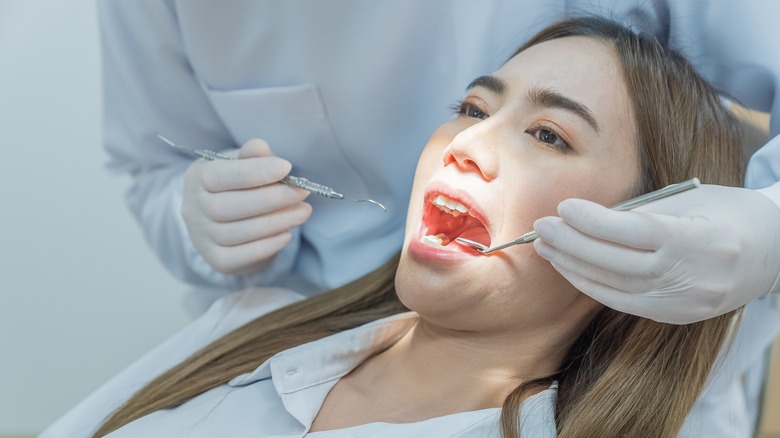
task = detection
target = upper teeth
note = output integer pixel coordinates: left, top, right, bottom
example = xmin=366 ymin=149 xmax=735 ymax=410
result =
xmin=433 ymin=195 xmax=468 ymax=214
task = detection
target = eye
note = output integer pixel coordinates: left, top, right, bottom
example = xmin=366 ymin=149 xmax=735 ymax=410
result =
xmin=450 ymin=100 xmax=489 ymax=120
xmin=526 ymin=124 xmax=572 ymax=153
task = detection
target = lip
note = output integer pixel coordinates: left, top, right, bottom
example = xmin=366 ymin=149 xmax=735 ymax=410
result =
xmin=408 ymin=238 xmax=478 ymax=263
xmin=407 ymin=181 xmax=491 ymax=263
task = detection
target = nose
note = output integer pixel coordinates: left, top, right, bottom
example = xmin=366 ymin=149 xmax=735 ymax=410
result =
xmin=442 ymin=122 xmax=500 ymax=181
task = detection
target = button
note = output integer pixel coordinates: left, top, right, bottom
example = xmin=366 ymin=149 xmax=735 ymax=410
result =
xmin=285 ymin=367 xmax=301 ymax=376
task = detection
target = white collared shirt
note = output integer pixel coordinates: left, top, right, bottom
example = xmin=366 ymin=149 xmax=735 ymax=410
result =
xmin=41 ymin=288 xmax=556 ymax=437
xmin=42 ymin=285 xmax=777 ymax=437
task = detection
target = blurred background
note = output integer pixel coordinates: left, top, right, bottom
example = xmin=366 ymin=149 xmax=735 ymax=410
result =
xmin=0 ymin=2 xmax=190 ymax=436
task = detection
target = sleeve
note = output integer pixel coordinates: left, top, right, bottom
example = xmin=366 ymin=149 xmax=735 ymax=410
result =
xmin=749 ymin=133 xmax=780 ymax=190
xmin=96 ymin=0 xmax=301 ymax=290
xmin=750 ymin=133 xmax=780 ymax=242
xmin=39 ymin=287 xmax=305 ymax=438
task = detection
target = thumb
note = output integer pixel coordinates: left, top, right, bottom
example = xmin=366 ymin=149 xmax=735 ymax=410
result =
xmin=239 ymin=138 xmax=275 ymax=159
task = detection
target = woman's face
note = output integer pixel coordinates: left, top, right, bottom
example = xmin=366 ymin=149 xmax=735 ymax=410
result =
xmin=397 ymin=36 xmax=640 ymax=334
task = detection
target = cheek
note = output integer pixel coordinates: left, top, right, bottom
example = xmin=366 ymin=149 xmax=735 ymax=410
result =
xmin=498 ymin=167 xmax=591 ymax=235
xmin=511 ymin=153 xmax=639 ymax=221
xmin=582 ymin=147 xmax=642 ymax=205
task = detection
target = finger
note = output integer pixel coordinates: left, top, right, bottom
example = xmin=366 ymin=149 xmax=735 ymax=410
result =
xmin=552 ymin=263 xmax=669 ymax=322
xmin=200 ymin=156 xmax=292 ymax=192
xmin=534 ymin=239 xmax=662 ymax=293
xmin=556 ymin=198 xmax=666 ymax=250
xmin=238 ymin=138 xmax=274 ymax=159
xmin=202 ymin=184 xmax=309 ymax=222
xmin=211 ymin=203 xmax=313 ymax=246
xmin=208 ymin=232 xmax=293 ymax=274
xmin=533 ymin=217 xmax=666 ymax=278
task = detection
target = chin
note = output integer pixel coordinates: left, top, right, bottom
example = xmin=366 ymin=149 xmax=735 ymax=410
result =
xmin=395 ymin=253 xmax=468 ymax=318
xmin=396 ymin=240 xmax=583 ymax=331
xmin=394 ymin=249 xmax=506 ymax=328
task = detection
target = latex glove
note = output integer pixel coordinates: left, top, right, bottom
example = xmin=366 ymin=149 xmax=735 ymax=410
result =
xmin=533 ymin=184 xmax=780 ymax=324
xmin=181 ymin=139 xmax=312 ymax=274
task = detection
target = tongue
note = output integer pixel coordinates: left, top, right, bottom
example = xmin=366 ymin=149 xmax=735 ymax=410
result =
xmin=456 ymin=226 xmax=490 ymax=247
xmin=423 ymin=202 xmax=491 ymax=247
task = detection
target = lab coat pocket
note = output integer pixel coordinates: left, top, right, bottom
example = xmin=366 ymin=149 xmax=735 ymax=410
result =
xmin=202 ymin=83 xmax=371 ymax=238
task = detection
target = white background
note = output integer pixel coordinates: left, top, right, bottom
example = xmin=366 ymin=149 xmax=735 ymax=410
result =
xmin=0 ymin=2 xmax=191 ymax=435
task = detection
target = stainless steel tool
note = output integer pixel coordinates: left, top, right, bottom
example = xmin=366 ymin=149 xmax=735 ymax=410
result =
xmin=158 ymin=134 xmax=387 ymax=212
xmin=456 ymin=178 xmax=700 ymax=255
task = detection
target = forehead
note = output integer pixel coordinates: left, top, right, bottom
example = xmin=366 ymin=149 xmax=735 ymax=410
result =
xmin=493 ymin=36 xmax=631 ymax=132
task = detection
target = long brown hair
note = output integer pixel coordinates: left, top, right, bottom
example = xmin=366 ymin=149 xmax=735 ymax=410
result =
xmin=96 ymin=17 xmax=745 ymax=438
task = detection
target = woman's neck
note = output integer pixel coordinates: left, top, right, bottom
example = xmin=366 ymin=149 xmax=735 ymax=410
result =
xmin=362 ymin=317 xmax=570 ymax=410
xmin=311 ymin=314 xmax=582 ymax=431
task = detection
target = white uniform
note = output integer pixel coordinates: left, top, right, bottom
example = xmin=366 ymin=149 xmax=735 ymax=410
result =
xmin=96 ymin=0 xmax=780 ymax=436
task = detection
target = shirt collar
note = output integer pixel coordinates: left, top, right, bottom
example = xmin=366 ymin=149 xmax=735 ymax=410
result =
xmin=226 ymin=311 xmax=558 ymax=435
xmin=228 ymin=312 xmax=419 ymax=388
xmin=227 ymin=312 xmax=419 ymax=427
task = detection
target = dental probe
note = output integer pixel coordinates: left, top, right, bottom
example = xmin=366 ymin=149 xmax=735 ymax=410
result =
xmin=456 ymin=178 xmax=700 ymax=255
xmin=157 ymin=134 xmax=387 ymax=212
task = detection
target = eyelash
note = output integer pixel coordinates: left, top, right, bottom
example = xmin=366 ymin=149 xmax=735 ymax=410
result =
xmin=525 ymin=123 xmax=573 ymax=153
xmin=450 ymin=99 xmax=488 ymax=120
xmin=450 ymin=100 xmax=573 ymax=153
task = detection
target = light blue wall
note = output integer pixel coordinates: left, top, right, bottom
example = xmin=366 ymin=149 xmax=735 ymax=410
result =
xmin=0 ymin=2 xmax=191 ymax=434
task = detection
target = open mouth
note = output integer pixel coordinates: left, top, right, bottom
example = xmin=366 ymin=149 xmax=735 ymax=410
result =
xmin=420 ymin=193 xmax=491 ymax=249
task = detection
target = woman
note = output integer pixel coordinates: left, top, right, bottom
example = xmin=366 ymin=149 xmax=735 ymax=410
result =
xmin=46 ymin=17 xmax=745 ymax=437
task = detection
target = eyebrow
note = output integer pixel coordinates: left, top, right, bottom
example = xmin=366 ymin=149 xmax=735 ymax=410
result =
xmin=466 ymin=75 xmax=506 ymax=95
xmin=466 ymin=75 xmax=600 ymax=133
xmin=528 ymin=88 xmax=600 ymax=133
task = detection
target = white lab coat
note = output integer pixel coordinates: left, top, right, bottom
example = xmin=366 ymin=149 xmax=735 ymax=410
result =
xmin=96 ymin=1 xmax=780 ymax=436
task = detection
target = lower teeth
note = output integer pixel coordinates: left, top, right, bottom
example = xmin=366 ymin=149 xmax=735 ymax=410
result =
xmin=422 ymin=233 xmax=451 ymax=246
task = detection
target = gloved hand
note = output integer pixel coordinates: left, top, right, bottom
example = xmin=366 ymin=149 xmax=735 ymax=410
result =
xmin=181 ymin=138 xmax=312 ymax=274
xmin=533 ymin=184 xmax=780 ymax=324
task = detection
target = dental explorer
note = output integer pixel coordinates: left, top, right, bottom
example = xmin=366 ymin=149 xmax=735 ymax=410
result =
xmin=456 ymin=178 xmax=700 ymax=255
xmin=157 ymin=134 xmax=387 ymax=212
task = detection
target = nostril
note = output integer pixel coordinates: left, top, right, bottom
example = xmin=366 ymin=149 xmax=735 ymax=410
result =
xmin=443 ymin=152 xmax=456 ymax=167
xmin=443 ymin=128 xmax=498 ymax=181
xmin=444 ymin=146 xmax=480 ymax=173
xmin=459 ymin=158 xmax=482 ymax=175
xmin=444 ymin=148 xmax=496 ymax=181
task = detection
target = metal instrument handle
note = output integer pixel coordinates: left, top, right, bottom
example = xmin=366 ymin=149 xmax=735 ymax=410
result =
xmin=610 ymin=178 xmax=700 ymax=211
xmin=281 ymin=175 xmax=344 ymax=200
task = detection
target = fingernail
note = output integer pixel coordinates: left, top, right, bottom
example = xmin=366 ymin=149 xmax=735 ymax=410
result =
xmin=277 ymin=159 xmax=292 ymax=175
xmin=533 ymin=218 xmax=556 ymax=242
xmin=265 ymin=158 xmax=292 ymax=181
xmin=533 ymin=239 xmax=545 ymax=256
xmin=557 ymin=198 xmax=582 ymax=219
xmin=533 ymin=239 xmax=553 ymax=260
